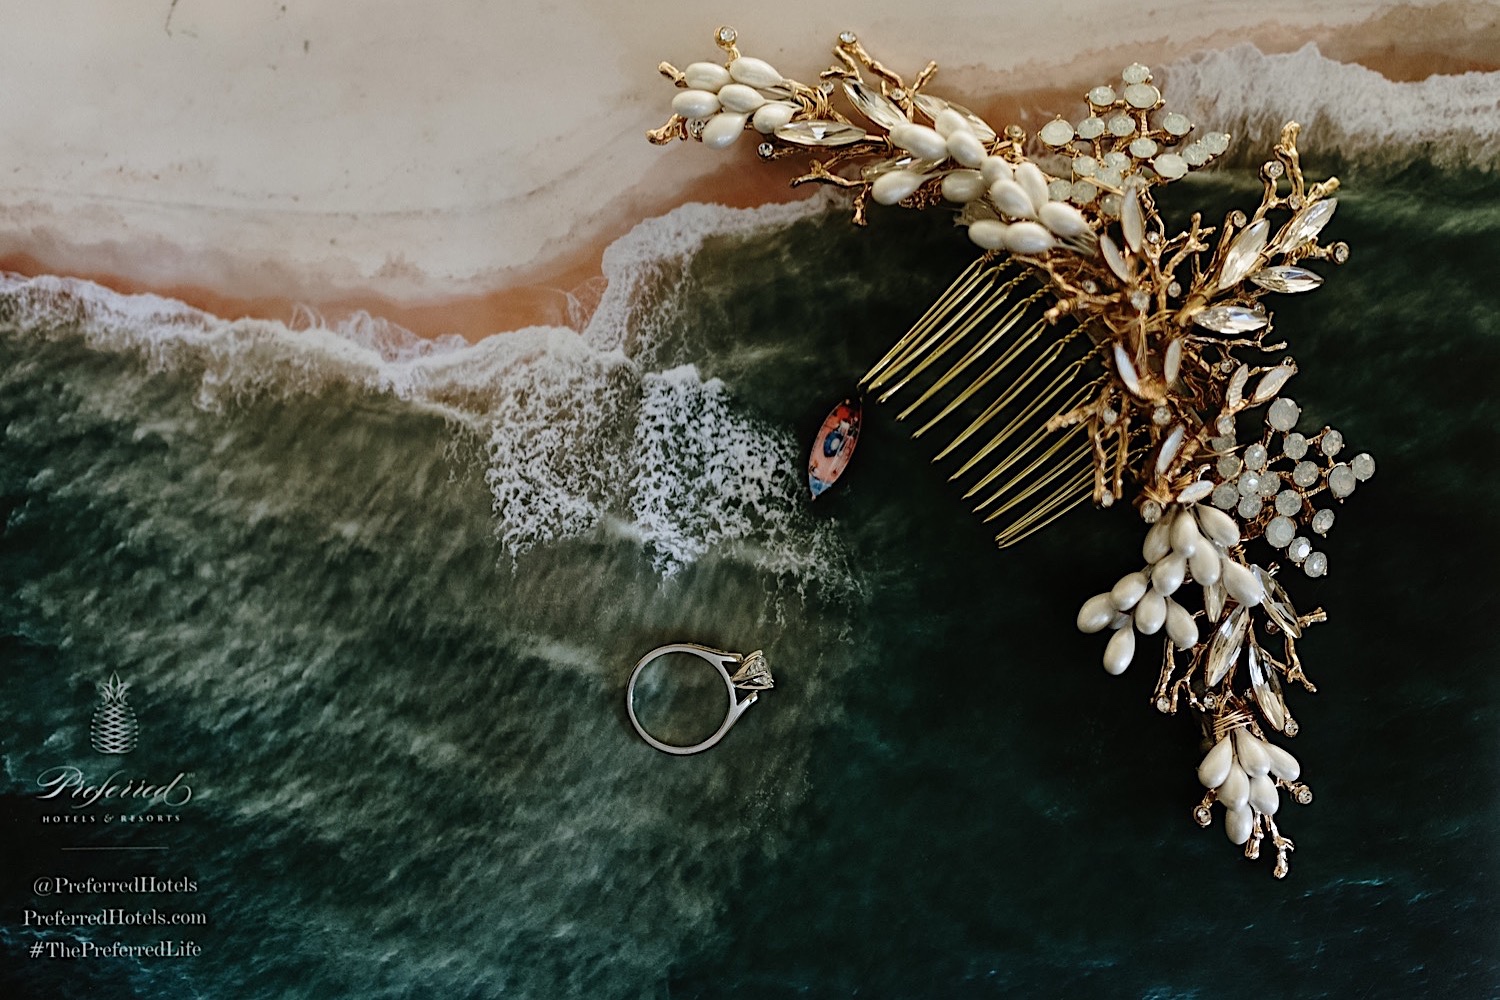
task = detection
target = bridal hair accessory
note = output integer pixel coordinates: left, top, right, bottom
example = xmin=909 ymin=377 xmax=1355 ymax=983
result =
xmin=648 ymin=28 xmax=1374 ymax=876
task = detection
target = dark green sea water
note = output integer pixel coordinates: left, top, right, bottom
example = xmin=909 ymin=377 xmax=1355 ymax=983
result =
xmin=1 ymin=160 xmax=1497 ymax=998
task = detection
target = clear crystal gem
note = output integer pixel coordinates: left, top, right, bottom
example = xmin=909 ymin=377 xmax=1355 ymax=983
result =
xmin=1267 ymin=398 xmax=1301 ymax=431
xmin=1194 ymin=305 xmax=1268 ymax=334
xmin=1076 ymin=116 xmax=1106 ymax=140
xmin=1205 ymin=605 xmax=1249 ymax=686
xmin=1265 ymin=515 xmax=1296 ymax=548
xmin=1161 ymin=111 xmax=1191 ymax=136
xmin=1258 ymin=471 xmax=1280 ymax=497
xmin=1288 ymin=536 xmax=1312 ymax=563
xmin=1264 ymin=160 xmax=1284 ymax=178
xmin=1328 ymin=464 xmax=1357 ymax=498
xmin=1312 ymin=508 xmax=1336 ymax=535
xmin=1257 ymin=567 xmax=1301 ymax=638
xmin=1331 ymin=242 xmax=1351 ymax=263
xmin=1141 ymin=499 xmax=1163 ymax=523
xmin=775 ymin=120 xmax=867 ymax=146
xmin=1251 ymin=265 xmax=1324 ymax=294
xmin=1351 ymin=452 xmax=1376 ymax=481
xmin=1238 ymin=471 xmax=1262 ymax=496
xmin=1124 ymin=83 xmax=1160 ymax=109
xmin=1277 ymin=199 xmax=1338 ymax=252
xmin=717 ymin=26 xmax=738 ymax=44
xmin=1276 ymin=490 xmax=1303 ymax=517
xmin=757 ymin=141 xmax=774 ymax=158
xmin=839 ymin=30 xmax=857 ymax=44
xmin=843 ymin=79 xmax=906 ymax=130
xmin=1202 ymin=132 xmax=1231 ymax=155
xmin=1212 ymin=484 xmax=1239 ymax=510
xmin=1040 ymin=119 xmax=1076 ymax=146
xmin=1292 ymin=461 xmax=1320 ymax=487
xmin=1304 ymin=551 xmax=1328 ymax=578
xmin=912 ymin=94 xmax=996 ymax=141
xmin=1320 ymin=429 xmax=1344 ymax=457
xmin=1153 ymin=153 xmax=1188 ymax=180
xmin=1282 ymin=432 xmax=1308 ymax=459
xmin=1216 ymin=415 xmax=1235 ymax=435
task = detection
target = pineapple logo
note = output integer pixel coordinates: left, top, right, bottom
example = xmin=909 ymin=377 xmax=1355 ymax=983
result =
xmin=91 ymin=673 xmax=140 ymax=755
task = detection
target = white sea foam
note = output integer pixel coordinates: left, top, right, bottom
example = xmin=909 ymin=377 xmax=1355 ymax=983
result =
xmin=1160 ymin=44 xmax=1500 ymax=170
xmin=0 ymin=195 xmax=845 ymax=584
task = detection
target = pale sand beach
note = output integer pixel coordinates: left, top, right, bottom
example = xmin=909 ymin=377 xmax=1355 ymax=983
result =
xmin=0 ymin=0 xmax=1495 ymax=339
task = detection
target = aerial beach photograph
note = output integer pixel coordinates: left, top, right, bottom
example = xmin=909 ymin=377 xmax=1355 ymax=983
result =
xmin=1 ymin=1 xmax=1498 ymax=996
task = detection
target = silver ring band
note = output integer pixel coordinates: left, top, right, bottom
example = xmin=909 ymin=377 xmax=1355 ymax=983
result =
xmin=626 ymin=643 xmax=774 ymax=754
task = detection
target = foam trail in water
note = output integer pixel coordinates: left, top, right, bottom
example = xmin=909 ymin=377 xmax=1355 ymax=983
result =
xmin=1161 ymin=44 xmax=1500 ymax=171
xmin=0 ymin=194 xmax=845 ymax=583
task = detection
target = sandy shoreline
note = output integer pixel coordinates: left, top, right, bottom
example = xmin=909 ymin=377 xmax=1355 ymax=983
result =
xmin=0 ymin=1 xmax=1495 ymax=340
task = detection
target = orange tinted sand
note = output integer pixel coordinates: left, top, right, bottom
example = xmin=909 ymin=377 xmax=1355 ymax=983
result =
xmin=3 ymin=8 xmax=1493 ymax=343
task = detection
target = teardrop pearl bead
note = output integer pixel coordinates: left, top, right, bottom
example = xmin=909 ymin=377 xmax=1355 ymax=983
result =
xmin=967 ymin=219 xmax=1009 ymax=251
xmin=988 ymin=179 xmax=1035 ymax=219
xmin=980 ymin=156 xmax=1012 ymax=185
xmin=1151 ymin=553 xmax=1187 ymax=596
xmin=1164 ymin=598 xmax=1198 ymax=648
xmin=1225 ymin=804 xmax=1255 ymax=845
xmin=728 ymin=56 xmax=783 ymax=89
xmin=941 ymin=170 xmax=986 ymax=203
xmin=1005 ymin=221 xmax=1055 ymax=255
xmin=1264 ymin=741 xmax=1301 ymax=782
xmin=1110 ymin=571 xmax=1149 ymax=611
xmin=947 ymin=130 xmax=987 ymax=168
xmin=683 ymin=62 xmax=732 ymax=91
xmin=1133 ymin=588 xmax=1166 ymax=635
xmin=751 ymin=102 xmax=795 ymax=134
xmin=1013 ymin=161 xmax=1050 ymax=213
xmin=1218 ymin=762 xmax=1249 ymax=809
xmin=1103 ymin=625 xmax=1136 ymax=674
xmin=1170 ymin=510 xmax=1202 ymax=556
xmin=672 ymin=89 xmax=721 ymax=118
xmin=700 ymin=112 xmax=748 ymax=149
xmin=1222 ymin=559 xmax=1265 ymax=607
xmin=1189 ymin=545 xmax=1222 ymax=587
xmin=871 ymin=169 xmax=927 ymax=206
xmin=716 ymin=83 xmax=766 ymax=113
xmin=890 ymin=123 xmax=949 ymax=161
xmin=1142 ymin=510 xmax=1175 ymax=562
xmin=1195 ymin=504 xmax=1241 ymax=548
xmin=1249 ymin=772 xmax=1280 ymax=815
xmin=1198 ymin=735 xmax=1233 ymax=789
xmin=1234 ymin=728 xmax=1271 ymax=776
xmin=1039 ymin=201 xmax=1090 ymax=238
xmin=934 ymin=108 xmax=970 ymax=137
xmin=1077 ymin=593 xmax=1117 ymax=633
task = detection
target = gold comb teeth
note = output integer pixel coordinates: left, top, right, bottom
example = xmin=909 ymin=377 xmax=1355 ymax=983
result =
xmin=648 ymin=28 xmax=1374 ymax=877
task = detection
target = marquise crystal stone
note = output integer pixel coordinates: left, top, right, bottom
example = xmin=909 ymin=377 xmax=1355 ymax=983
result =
xmin=1256 ymin=567 xmax=1302 ymax=637
xmin=1219 ymin=219 xmax=1270 ymax=288
xmin=1251 ymin=265 xmax=1324 ymax=293
xmin=1277 ymin=198 xmax=1338 ymax=251
xmin=1248 ymin=644 xmax=1288 ymax=732
xmin=1205 ymin=605 xmax=1250 ymax=686
xmin=1194 ymin=305 xmax=1268 ymax=334
xmin=912 ymin=94 xmax=996 ymax=141
xmin=843 ymin=79 xmax=907 ymax=130
xmin=775 ymin=120 xmax=867 ymax=146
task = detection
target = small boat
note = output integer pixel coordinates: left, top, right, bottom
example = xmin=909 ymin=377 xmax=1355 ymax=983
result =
xmin=807 ymin=397 xmax=862 ymax=499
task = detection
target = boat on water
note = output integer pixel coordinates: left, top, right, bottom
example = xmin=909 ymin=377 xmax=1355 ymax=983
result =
xmin=807 ymin=397 xmax=862 ymax=499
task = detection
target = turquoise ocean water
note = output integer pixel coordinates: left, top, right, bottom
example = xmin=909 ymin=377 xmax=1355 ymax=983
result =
xmin=2 ymin=46 xmax=1498 ymax=999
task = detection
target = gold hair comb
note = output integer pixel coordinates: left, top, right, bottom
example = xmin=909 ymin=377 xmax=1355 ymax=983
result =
xmin=648 ymin=27 xmax=1374 ymax=877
